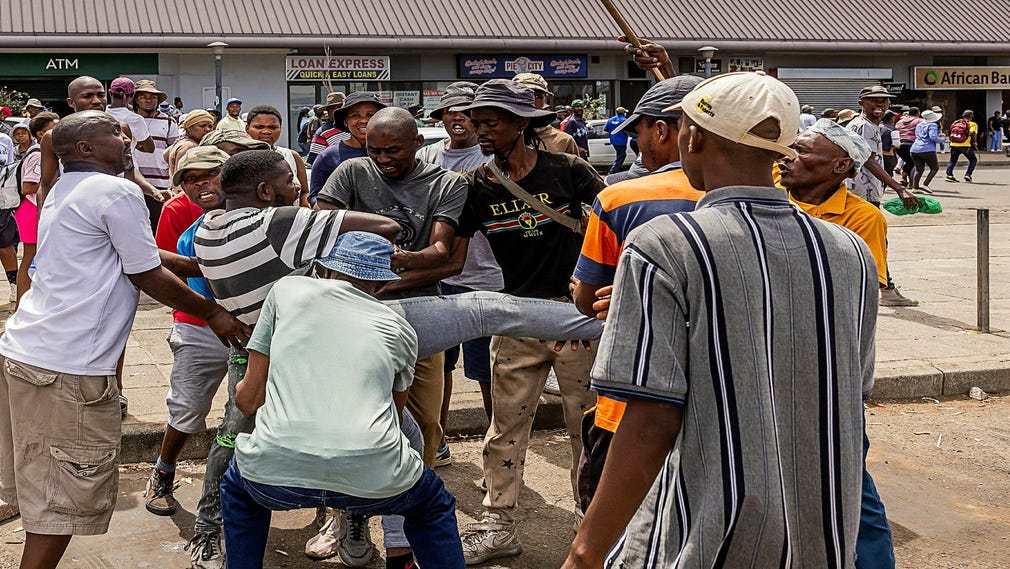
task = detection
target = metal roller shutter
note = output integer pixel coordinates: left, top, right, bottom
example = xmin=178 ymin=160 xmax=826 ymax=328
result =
xmin=779 ymin=79 xmax=881 ymax=115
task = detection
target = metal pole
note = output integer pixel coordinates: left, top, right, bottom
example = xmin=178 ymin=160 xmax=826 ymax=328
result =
xmin=977 ymin=208 xmax=990 ymax=333
xmin=214 ymin=54 xmax=223 ymax=118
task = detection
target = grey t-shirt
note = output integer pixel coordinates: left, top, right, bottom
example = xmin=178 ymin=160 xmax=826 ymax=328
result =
xmin=416 ymin=141 xmax=489 ymax=175
xmin=416 ymin=141 xmax=503 ymax=292
xmin=318 ymin=157 xmax=468 ymax=297
xmin=845 ymin=115 xmax=884 ymax=203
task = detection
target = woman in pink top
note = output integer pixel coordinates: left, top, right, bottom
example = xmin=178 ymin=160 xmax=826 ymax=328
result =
xmin=894 ymin=107 xmax=923 ymax=187
xmin=14 ymin=112 xmax=58 ymax=305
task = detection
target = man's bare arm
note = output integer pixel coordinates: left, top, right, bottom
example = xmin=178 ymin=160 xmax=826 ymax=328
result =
xmin=159 ymin=250 xmax=202 ymax=278
xmin=236 ymin=350 xmax=269 ymax=416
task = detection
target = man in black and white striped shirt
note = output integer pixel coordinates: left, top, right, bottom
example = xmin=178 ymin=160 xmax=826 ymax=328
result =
xmin=185 ymin=150 xmax=399 ymax=566
xmin=565 ymin=72 xmax=878 ymax=569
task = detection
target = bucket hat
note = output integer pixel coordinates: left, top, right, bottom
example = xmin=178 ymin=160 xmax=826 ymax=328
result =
xmin=199 ymin=128 xmax=270 ymax=150
xmin=24 ymin=98 xmax=44 ymax=110
xmin=171 ymin=146 xmax=230 ymax=187
xmin=429 ymin=82 xmax=479 ymax=121
xmin=331 ymin=92 xmax=386 ymax=128
xmin=921 ymin=110 xmax=942 ymax=123
xmin=512 ymin=73 xmax=553 ymax=96
xmin=315 ymin=231 xmax=400 ymax=282
xmin=320 ymin=92 xmax=346 ymax=109
xmin=455 ymin=79 xmax=556 ymax=128
xmin=135 ymin=79 xmax=168 ymax=104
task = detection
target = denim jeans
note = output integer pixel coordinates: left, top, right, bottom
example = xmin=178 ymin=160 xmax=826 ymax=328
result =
xmin=609 ymin=144 xmax=627 ymax=174
xmin=991 ymin=130 xmax=1003 ymax=152
xmin=946 ymin=146 xmax=977 ymax=177
xmin=856 ymin=414 xmax=896 ymax=569
xmin=221 ymin=459 xmax=464 ymax=569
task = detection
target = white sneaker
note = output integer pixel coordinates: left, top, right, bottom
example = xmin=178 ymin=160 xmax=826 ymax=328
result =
xmin=461 ymin=511 xmax=522 ymax=565
xmin=337 ymin=511 xmax=374 ymax=567
xmin=544 ymin=369 xmax=561 ymax=395
xmin=304 ymin=511 xmax=340 ymax=559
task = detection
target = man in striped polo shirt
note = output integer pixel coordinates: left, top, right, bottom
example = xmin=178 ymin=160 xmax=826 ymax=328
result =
xmin=186 ymin=150 xmax=399 ymax=568
xmin=565 ymin=72 xmax=878 ymax=568
xmin=569 ymin=75 xmax=704 ymax=512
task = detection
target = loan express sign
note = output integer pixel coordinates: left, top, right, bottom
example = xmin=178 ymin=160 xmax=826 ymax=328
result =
xmin=285 ymin=56 xmax=390 ymax=81
xmin=913 ymin=66 xmax=1010 ymax=90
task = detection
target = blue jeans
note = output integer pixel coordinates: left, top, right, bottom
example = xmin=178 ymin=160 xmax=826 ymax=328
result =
xmin=991 ymin=130 xmax=1003 ymax=152
xmin=946 ymin=146 xmax=977 ymax=177
xmin=220 ymin=459 xmax=464 ymax=569
xmin=856 ymin=416 xmax=896 ymax=569
xmin=609 ymin=144 xmax=627 ymax=174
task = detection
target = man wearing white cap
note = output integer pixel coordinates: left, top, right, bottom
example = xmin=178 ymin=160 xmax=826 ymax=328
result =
xmin=564 ymin=72 xmax=877 ymax=569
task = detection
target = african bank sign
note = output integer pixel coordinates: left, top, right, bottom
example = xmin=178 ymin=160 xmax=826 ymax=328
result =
xmin=458 ymin=55 xmax=588 ymax=79
xmin=913 ymin=66 xmax=1010 ymax=90
xmin=285 ymin=56 xmax=390 ymax=81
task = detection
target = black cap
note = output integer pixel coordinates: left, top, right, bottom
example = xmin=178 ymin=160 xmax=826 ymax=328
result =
xmin=611 ymin=76 xmax=704 ymax=135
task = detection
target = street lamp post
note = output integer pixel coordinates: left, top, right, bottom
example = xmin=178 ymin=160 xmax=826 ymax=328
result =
xmin=208 ymin=42 xmax=228 ymax=117
xmin=698 ymin=45 xmax=719 ymax=78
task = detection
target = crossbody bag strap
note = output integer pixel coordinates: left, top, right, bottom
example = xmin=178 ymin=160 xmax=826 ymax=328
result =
xmin=484 ymin=159 xmax=582 ymax=234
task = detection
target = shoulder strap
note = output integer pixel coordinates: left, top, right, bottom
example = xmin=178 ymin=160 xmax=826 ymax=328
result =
xmin=484 ymin=159 xmax=582 ymax=234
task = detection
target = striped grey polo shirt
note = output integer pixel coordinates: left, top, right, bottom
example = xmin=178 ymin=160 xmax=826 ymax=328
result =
xmin=195 ymin=206 xmax=345 ymax=326
xmin=593 ymin=186 xmax=877 ymax=568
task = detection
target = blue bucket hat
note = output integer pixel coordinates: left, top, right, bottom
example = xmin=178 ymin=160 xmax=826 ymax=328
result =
xmin=315 ymin=231 xmax=400 ymax=282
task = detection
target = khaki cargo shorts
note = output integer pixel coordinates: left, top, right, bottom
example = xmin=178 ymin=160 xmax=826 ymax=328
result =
xmin=0 ymin=356 xmax=121 ymax=535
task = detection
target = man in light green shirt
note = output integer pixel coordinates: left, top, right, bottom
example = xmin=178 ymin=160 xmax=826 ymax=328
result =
xmin=219 ymin=231 xmax=465 ymax=569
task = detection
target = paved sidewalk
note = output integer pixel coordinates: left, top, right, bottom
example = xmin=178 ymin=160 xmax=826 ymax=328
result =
xmin=0 ymin=168 xmax=1006 ymax=464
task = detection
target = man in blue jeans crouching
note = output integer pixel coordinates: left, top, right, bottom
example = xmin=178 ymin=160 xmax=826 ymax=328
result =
xmin=219 ymin=231 xmax=465 ymax=569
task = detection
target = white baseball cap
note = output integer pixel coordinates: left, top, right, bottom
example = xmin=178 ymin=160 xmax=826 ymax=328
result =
xmin=665 ymin=71 xmax=801 ymax=159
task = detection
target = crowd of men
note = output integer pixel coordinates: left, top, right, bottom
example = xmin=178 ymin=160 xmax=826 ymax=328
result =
xmin=0 ymin=38 xmax=925 ymax=569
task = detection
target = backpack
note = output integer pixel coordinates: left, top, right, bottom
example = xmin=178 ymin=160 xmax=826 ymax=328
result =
xmin=949 ymin=119 xmax=971 ymax=144
xmin=0 ymin=147 xmax=38 ymax=209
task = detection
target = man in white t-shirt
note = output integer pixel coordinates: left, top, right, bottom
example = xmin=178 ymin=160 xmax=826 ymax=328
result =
xmin=0 ymin=110 xmax=249 ymax=569
xmin=105 ymin=77 xmax=154 ymax=154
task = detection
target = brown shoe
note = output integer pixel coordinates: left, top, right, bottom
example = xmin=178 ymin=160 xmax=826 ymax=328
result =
xmin=879 ymin=287 xmax=918 ymax=307
xmin=143 ymin=467 xmax=178 ymax=516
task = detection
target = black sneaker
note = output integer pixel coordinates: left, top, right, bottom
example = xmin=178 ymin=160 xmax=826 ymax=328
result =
xmin=119 ymin=394 xmax=129 ymax=418
xmin=964 ymin=175 xmax=972 ymax=182
xmin=143 ymin=467 xmax=178 ymax=516
xmin=944 ymin=175 xmax=959 ymax=183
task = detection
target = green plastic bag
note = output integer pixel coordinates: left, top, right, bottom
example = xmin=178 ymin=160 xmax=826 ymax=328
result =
xmin=882 ymin=196 xmax=942 ymax=216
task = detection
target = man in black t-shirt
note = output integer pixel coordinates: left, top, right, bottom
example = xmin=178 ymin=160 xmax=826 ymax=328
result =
xmin=454 ymin=79 xmax=604 ymax=565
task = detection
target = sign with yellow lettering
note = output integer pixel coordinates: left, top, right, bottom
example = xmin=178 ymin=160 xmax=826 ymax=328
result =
xmin=285 ymin=56 xmax=390 ymax=81
xmin=913 ymin=67 xmax=1010 ymax=90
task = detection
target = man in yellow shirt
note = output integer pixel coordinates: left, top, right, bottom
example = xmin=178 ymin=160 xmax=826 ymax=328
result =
xmin=945 ymin=110 xmax=978 ymax=183
xmin=778 ymin=119 xmax=888 ymax=285
xmin=777 ymin=118 xmax=898 ymax=568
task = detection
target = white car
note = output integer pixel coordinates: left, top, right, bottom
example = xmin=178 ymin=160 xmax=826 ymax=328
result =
xmin=586 ymin=119 xmax=635 ymax=170
xmin=419 ymin=126 xmax=450 ymax=147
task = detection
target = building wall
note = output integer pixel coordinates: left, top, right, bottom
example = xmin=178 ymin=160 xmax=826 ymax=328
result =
xmin=157 ymin=52 xmax=290 ymax=146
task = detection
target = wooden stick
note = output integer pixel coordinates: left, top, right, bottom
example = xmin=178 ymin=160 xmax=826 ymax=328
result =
xmin=599 ymin=0 xmax=665 ymax=82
